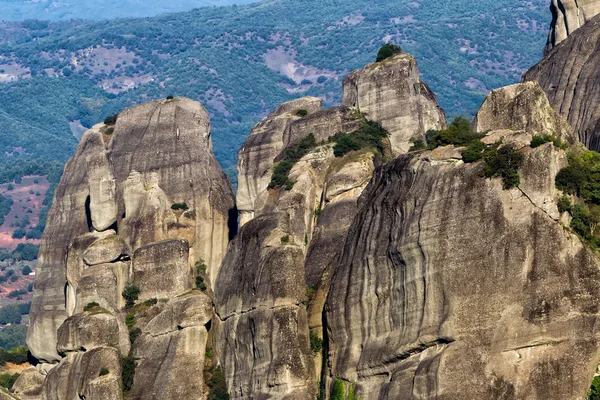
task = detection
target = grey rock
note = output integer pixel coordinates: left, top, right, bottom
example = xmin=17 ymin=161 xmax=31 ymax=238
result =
xmin=524 ymin=14 xmax=600 ymax=151
xmin=342 ymin=52 xmax=446 ymax=155
xmin=143 ymin=291 xmax=212 ymax=336
xmin=12 ymin=367 xmax=45 ymax=400
xmin=473 ymin=82 xmax=575 ymax=144
xmin=325 ymin=147 xmax=600 ymax=399
xmin=57 ymin=310 xmax=122 ymax=354
xmin=83 ymin=235 xmax=130 ymax=266
xmin=545 ymin=0 xmax=600 ymax=52
xmin=86 ymin=151 xmax=118 ymax=232
xmin=41 ymin=347 xmax=122 ymax=400
xmin=132 ymin=239 xmax=192 ymax=301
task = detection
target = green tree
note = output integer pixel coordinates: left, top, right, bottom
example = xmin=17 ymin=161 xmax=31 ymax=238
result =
xmin=0 ymin=305 xmax=22 ymax=325
xmin=376 ymin=43 xmax=402 ymax=62
xmin=122 ymin=282 xmax=141 ymax=307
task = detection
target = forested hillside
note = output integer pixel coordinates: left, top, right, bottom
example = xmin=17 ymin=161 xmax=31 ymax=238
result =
xmin=0 ymin=0 xmax=258 ymax=21
xmin=0 ymin=0 xmax=550 ymax=240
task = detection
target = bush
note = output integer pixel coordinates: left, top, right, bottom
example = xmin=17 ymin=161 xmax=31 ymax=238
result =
xmin=196 ymin=276 xmax=207 ymax=291
xmin=18 ymin=303 xmax=30 ymax=315
xmin=129 ymin=327 xmax=142 ymax=344
xmin=295 ymin=109 xmax=308 ymax=117
xmin=309 ymin=331 xmax=323 ymax=353
xmin=461 ymin=140 xmax=486 ymax=163
xmin=125 ymin=313 xmax=135 ymax=328
xmin=21 ymin=266 xmax=32 ymax=275
xmin=122 ymin=355 xmax=135 ymax=393
xmin=171 ymin=202 xmax=189 ymax=211
xmin=280 ymin=235 xmax=290 ymax=244
xmin=268 ymin=133 xmax=317 ymax=190
xmin=483 ymin=145 xmax=524 ymax=189
xmin=83 ymin=302 xmax=100 ymax=312
xmin=166 ymin=95 xmax=174 ymax=100
xmin=408 ymin=137 xmax=426 ymax=152
xmin=12 ymin=228 xmax=26 ymax=240
xmin=99 ymin=367 xmax=109 ymax=376
xmin=143 ymin=298 xmax=157 ymax=306
xmin=330 ymin=119 xmax=389 ymax=158
xmin=376 ymin=43 xmax=402 ymax=62
xmin=103 ymin=114 xmax=118 ymax=125
xmin=207 ymin=366 xmax=229 ymax=400
xmin=0 ymin=346 xmax=28 ymax=365
xmin=588 ymin=375 xmax=600 ymax=400
xmin=122 ymin=282 xmax=141 ymax=307
xmin=0 ymin=373 xmax=19 ymax=389
xmin=557 ymin=196 xmax=572 ymax=214
xmin=531 ymin=134 xmax=566 ymax=149
xmin=571 ymin=204 xmax=593 ymax=240
xmin=0 ymin=305 xmax=21 ymax=325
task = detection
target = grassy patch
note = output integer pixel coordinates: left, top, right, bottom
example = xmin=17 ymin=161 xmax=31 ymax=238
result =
xmin=268 ymin=133 xmax=317 ymax=190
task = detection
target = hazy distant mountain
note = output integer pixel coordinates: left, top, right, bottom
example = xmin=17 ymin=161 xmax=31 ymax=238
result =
xmin=0 ymin=0 xmax=258 ymax=21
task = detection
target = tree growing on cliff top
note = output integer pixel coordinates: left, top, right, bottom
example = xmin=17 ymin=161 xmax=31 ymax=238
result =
xmin=376 ymin=43 xmax=402 ymax=62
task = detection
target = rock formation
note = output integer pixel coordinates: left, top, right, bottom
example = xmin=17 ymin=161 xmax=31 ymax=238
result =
xmin=524 ymin=13 xmax=600 ymax=151
xmin=544 ymin=0 xmax=600 ymax=52
xmin=342 ymin=52 xmax=446 ymax=155
xmin=26 ymin=97 xmax=233 ymax=399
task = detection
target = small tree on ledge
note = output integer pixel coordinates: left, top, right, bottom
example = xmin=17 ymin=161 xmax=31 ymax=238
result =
xmin=122 ymin=282 xmax=141 ymax=307
xmin=376 ymin=43 xmax=402 ymax=62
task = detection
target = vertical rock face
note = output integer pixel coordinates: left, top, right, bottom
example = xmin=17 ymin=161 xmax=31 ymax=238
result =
xmin=342 ymin=52 xmax=446 ymax=155
xmin=544 ymin=0 xmax=600 ymax=52
xmin=27 ymin=97 xmax=232 ymax=399
xmin=325 ymin=144 xmax=600 ymax=399
xmin=524 ymin=14 xmax=600 ymax=150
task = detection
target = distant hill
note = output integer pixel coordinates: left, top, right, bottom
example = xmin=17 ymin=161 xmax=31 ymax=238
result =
xmin=0 ymin=0 xmax=550 ymax=240
xmin=0 ymin=0 xmax=258 ymax=21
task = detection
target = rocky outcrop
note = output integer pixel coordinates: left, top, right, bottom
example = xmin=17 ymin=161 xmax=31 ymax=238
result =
xmin=473 ymin=81 xmax=576 ymax=144
xmin=325 ymin=140 xmax=600 ymax=399
xmin=27 ymin=97 xmax=234 ymax=399
xmin=342 ymin=52 xmax=446 ymax=155
xmin=544 ymin=0 xmax=600 ymax=52
xmin=524 ymin=14 xmax=600 ymax=151
xmin=12 ymin=368 xmax=44 ymax=400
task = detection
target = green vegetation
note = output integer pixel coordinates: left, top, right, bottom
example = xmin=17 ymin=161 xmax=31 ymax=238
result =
xmin=408 ymin=137 xmax=427 ymax=152
xmin=99 ymin=367 xmax=109 ymax=376
xmin=376 ymin=43 xmax=402 ymax=62
xmin=143 ymin=298 xmax=158 ymax=306
xmin=0 ymin=325 xmax=27 ymax=349
xmin=268 ymin=133 xmax=317 ymax=190
xmin=330 ymin=379 xmax=359 ymax=400
xmin=171 ymin=202 xmax=189 ymax=211
xmin=329 ymin=119 xmax=389 ymax=158
xmin=0 ymin=304 xmax=24 ymax=325
xmin=83 ymin=301 xmax=100 ymax=312
xmin=125 ymin=313 xmax=135 ymax=329
xmin=205 ymin=366 xmax=230 ymax=400
xmin=0 ymin=346 xmax=28 ymax=366
xmin=280 ymin=235 xmax=290 ymax=244
xmin=0 ymin=244 xmax=40 ymax=262
xmin=530 ymin=134 xmax=566 ymax=149
xmin=482 ymin=145 xmax=524 ymax=189
xmin=295 ymin=109 xmax=308 ymax=117
xmin=122 ymin=282 xmax=141 ymax=307
xmin=0 ymin=373 xmax=20 ymax=390
xmin=589 ymin=375 xmax=600 ymax=400
xmin=554 ymin=149 xmax=600 ymax=247
xmin=129 ymin=327 xmax=142 ymax=344
xmin=103 ymin=114 xmax=118 ymax=125
xmin=196 ymin=259 xmax=208 ymax=292
xmin=425 ymin=117 xmax=483 ymax=150
xmin=309 ymin=331 xmax=323 ymax=353
xmin=0 ymin=195 xmax=13 ymax=227
xmin=21 ymin=266 xmax=32 ymax=275
xmin=166 ymin=95 xmax=174 ymax=100
xmin=122 ymin=355 xmax=135 ymax=394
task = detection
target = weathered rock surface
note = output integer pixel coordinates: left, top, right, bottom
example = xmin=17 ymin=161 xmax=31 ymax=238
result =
xmin=473 ymin=81 xmax=575 ymax=144
xmin=28 ymin=97 xmax=234 ymax=365
xmin=57 ymin=310 xmax=122 ymax=354
xmin=524 ymin=14 xmax=600 ymax=150
xmin=42 ymin=347 xmax=122 ymax=400
xmin=12 ymin=367 xmax=45 ymax=400
xmin=131 ymin=292 xmax=212 ymax=400
xmin=325 ymin=141 xmax=600 ymax=399
xmin=342 ymin=52 xmax=446 ymax=155
xmin=545 ymin=0 xmax=600 ymax=52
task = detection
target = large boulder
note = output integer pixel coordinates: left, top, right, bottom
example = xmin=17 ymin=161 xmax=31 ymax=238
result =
xmin=473 ymin=81 xmax=575 ymax=144
xmin=544 ymin=0 xmax=600 ymax=52
xmin=57 ymin=309 xmax=123 ymax=354
xmin=12 ymin=367 xmax=45 ymax=400
xmin=341 ymin=52 xmax=446 ymax=155
xmin=524 ymin=14 xmax=600 ymax=151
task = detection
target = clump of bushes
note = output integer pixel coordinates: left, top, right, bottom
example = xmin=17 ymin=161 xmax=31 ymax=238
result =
xmin=0 ymin=372 xmax=20 ymax=389
xmin=425 ymin=117 xmax=483 ymax=151
xmin=205 ymin=365 xmax=229 ymax=400
xmin=310 ymin=331 xmax=323 ymax=353
xmin=330 ymin=379 xmax=358 ymax=400
xmin=268 ymin=133 xmax=317 ymax=190
xmin=280 ymin=235 xmax=290 ymax=244
xmin=295 ymin=109 xmax=308 ymax=117
xmin=103 ymin=114 xmax=118 ymax=125
xmin=143 ymin=298 xmax=157 ymax=307
xmin=122 ymin=282 xmax=140 ymax=308
xmin=166 ymin=95 xmax=174 ymax=100
xmin=0 ymin=346 xmax=28 ymax=365
xmin=122 ymin=355 xmax=135 ymax=393
xmin=482 ymin=145 xmax=524 ymax=189
xmin=83 ymin=302 xmax=100 ymax=312
xmin=329 ymin=119 xmax=389 ymax=158
xmin=129 ymin=328 xmax=142 ymax=344
xmin=408 ymin=137 xmax=427 ymax=152
xmin=171 ymin=202 xmax=189 ymax=211
xmin=588 ymin=375 xmax=600 ymax=400
xmin=196 ymin=259 xmax=208 ymax=292
xmin=99 ymin=367 xmax=109 ymax=377
xmin=555 ymin=149 xmax=600 ymax=247
xmin=376 ymin=43 xmax=402 ymax=62
xmin=530 ymin=134 xmax=566 ymax=149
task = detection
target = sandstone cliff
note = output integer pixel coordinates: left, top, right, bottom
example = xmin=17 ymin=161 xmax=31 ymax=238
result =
xmin=524 ymin=13 xmax=600 ymax=151
xmin=544 ymin=0 xmax=600 ymax=52
xmin=26 ymin=97 xmax=233 ymax=399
